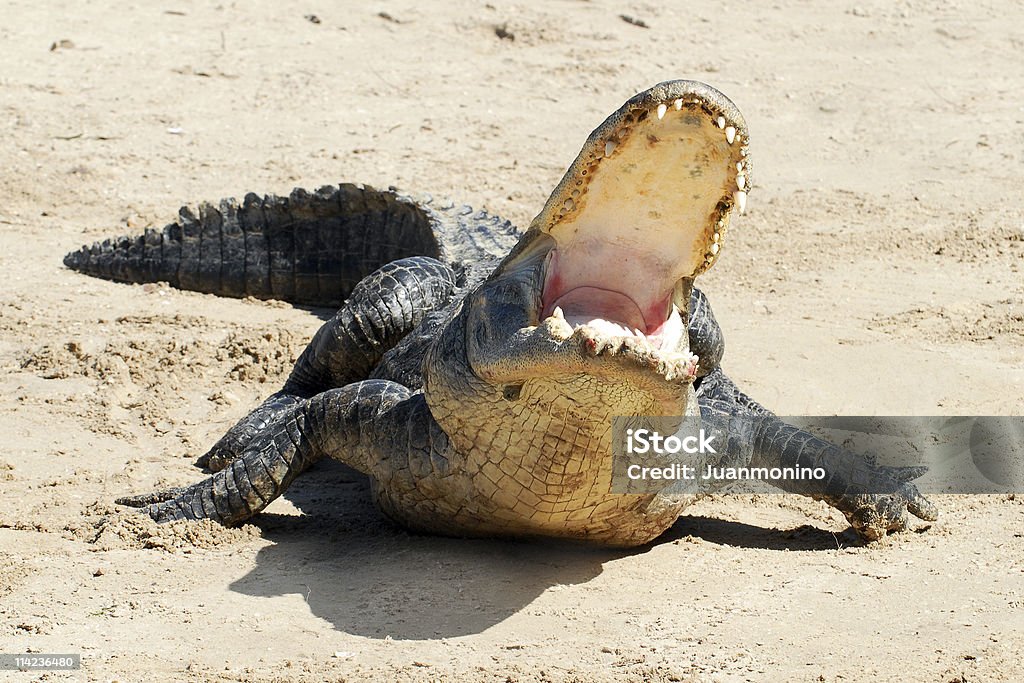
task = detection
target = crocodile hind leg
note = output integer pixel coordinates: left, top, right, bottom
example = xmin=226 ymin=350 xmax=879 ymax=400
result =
xmin=119 ymin=380 xmax=415 ymax=524
xmin=196 ymin=256 xmax=457 ymax=472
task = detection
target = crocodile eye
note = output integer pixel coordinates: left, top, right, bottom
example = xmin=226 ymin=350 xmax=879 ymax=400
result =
xmin=502 ymin=384 xmax=523 ymax=401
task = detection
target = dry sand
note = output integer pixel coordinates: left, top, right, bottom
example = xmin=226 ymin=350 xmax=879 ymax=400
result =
xmin=2 ymin=1 xmax=1022 ymax=681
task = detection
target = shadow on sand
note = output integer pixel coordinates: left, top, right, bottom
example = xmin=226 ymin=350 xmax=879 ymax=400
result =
xmin=665 ymin=514 xmax=853 ymax=551
xmin=229 ymin=460 xmax=847 ymax=640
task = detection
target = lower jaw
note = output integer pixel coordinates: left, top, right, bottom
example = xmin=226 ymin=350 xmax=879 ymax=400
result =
xmin=541 ymin=289 xmax=687 ymax=353
xmin=544 ymin=286 xmax=648 ymax=331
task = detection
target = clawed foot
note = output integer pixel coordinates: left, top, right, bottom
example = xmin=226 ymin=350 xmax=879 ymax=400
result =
xmin=828 ymin=465 xmax=938 ymax=542
xmin=115 ymin=486 xmax=196 ymax=523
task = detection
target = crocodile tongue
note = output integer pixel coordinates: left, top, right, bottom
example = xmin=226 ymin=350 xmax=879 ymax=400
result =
xmin=541 ymin=248 xmax=656 ymax=333
xmin=562 ymin=310 xmax=686 ymax=352
xmin=541 ymin=243 xmax=687 ymax=351
xmin=541 ymin=248 xmax=686 ymax=350
xmin=552 ymin=288 xmax=643 ymax=329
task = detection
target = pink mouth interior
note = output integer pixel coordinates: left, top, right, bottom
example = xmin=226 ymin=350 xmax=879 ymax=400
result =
xmin=545 ymin=287 xmax=648 ymax=332
xmin=539 ymin=249 xmax=685 ymax=349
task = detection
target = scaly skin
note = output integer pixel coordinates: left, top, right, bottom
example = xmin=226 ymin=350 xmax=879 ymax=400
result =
xmin=64 ymin=80 xmax=937 ymax=545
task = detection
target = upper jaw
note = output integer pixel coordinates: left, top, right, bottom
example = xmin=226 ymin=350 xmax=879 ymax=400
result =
xmin=530 ymin=80 xmax=749 ymax=357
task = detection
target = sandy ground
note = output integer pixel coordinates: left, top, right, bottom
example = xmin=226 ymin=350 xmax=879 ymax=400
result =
xmin=2 ymin=0 xmax=1023 ymax=681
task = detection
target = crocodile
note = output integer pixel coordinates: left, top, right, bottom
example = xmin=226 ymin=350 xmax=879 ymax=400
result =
xmin=64 ymin=80 xmax=936 ymax=545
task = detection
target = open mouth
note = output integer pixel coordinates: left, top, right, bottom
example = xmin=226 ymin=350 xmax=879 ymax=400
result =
xmin=533 ymin=81 xmax=748 ymax=354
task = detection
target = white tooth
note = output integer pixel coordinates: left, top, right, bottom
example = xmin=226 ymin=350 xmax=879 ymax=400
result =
xmin=552 ymin=306 xmax=565 ymax=320
xmin=710 ymin=243 xmax=720 ymax=255
xmin=673 ymin=98 xmax=683 ymax=110
xmin=737 ymin=162 xmax=744 ymax=171
xmin=734 ymin=190 xmax=747 ymax=214
xmin=717 ymin=116 xmax=726 ymax=129
xmin=633 ymin=328 xmax=645 ymax=338
xmin=656 ymin=103 xmax=667 ymax=120
xmin=604 ymin=140 xmax=616 ymax=157
xmin=725 ymin=126 xmax=736 ymax=144
xmin=737 ymin=174 xmax=746 ymax=190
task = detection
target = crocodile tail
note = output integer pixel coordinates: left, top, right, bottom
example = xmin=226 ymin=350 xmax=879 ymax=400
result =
xmin=62 ymin=184 xmax=455 ymax=308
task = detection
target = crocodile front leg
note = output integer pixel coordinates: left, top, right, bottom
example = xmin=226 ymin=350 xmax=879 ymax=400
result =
xmin=198 ymin=256 xmax=457 ymax=471
xmin=688 ymin=287 xmax=725 ymax=379
xmin=119 ymin=380 xmax=415 ymax=524
xmin=747 ymin=417 xmax=937 ymax=540
xmin=698 ymin=370 xmax=937 ymax=541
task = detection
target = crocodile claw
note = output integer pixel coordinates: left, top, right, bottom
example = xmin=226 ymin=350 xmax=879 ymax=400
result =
xmin=835 ymin=474 xmax=938 ymax=542
xmin=115 ymin=486 xmax=191 ymax=508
